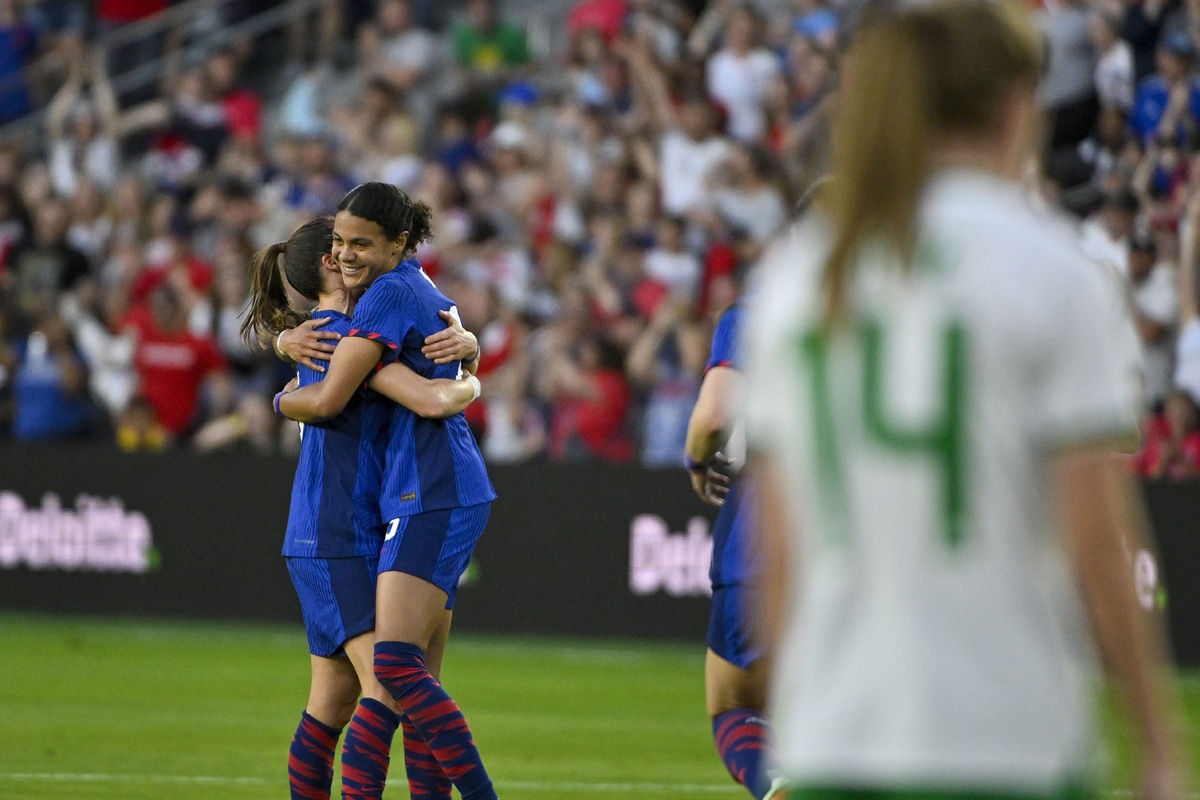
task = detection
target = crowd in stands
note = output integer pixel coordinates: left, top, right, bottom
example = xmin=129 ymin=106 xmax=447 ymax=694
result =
xmin=0 ymin=0 xmax=1198 ymax=479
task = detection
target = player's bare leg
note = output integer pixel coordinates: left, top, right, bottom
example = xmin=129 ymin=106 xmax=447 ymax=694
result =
xmin=289 ymin=655 xmax=360 ymax=799
xmin=707 ymin=650 xmax=784 ymax=799
xmin=374 ymin=571 xmax=498 ymax=800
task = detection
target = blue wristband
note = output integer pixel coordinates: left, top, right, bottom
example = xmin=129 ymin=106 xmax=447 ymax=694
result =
xmin=273 ymin=391 xmax=285 ymax=417
xmin=684 ymin=454 xmax=708 ymax=472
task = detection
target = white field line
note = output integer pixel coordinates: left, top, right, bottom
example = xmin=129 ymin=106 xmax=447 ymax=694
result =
xmin=0 ymin=774 xmax=1178 ymax=797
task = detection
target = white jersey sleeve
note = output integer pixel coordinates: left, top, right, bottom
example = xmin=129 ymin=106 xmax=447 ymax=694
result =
xmin=1031 ymin=259 xmax=1142 ymax=450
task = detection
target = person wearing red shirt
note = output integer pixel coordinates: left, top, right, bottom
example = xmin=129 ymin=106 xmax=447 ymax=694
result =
xmin=547 ymin=334 xmax=632 ymax=462
xmin=124 ymin=284 xmax=229 ymax=438
xmin=1135 ymin=389 xmax=1200 ymax=480
xmin=131 ymin=215 xmax=214 ymax=304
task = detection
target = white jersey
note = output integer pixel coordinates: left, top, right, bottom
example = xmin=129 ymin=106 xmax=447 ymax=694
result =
xmin=744 ymin=170 xmax=1142 ymax=792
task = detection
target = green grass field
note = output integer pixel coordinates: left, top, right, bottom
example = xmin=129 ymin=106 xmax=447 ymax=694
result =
xmin=0 ymin=613 xmax=1196 ymax=800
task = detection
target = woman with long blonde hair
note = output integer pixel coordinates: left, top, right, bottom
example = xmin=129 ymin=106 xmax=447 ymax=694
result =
xmin=744 ymin=4 xmax=1183 ymax=800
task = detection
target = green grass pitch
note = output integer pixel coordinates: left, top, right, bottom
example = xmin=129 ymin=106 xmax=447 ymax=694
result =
xmin=0 ymin=613 xmax=1196 ymax=799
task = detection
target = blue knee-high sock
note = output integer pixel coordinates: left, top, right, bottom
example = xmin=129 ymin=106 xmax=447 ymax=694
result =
xmin=374 ymin=641 xmax=498 ymax=800
xmin=713 ymin=709 xmax=774 ymax=799
xmin=288 ymin=711 xmax=342 ymax=800
xmin=401 ymin=713 xmax=453 ymax=800
xmin=339 ymin=697 xmax=399 ymax=799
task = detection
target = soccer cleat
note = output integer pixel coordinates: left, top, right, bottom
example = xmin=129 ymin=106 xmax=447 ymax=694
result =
xmin=762 ymin=774 xmax=790 ymax=800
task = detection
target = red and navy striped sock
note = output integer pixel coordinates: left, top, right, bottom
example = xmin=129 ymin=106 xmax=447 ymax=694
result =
xmin=401 ymin=713 xmax=452 ymax=800
xmin=374 ymin=640 xmax=498 ymax=800
xmin=288 ymin=711 xmax=342 ymax=800
xmin=339 ymin=697 xmax=398 ymax=800
xmin=713 ymin=709 xmax=773 ymax=799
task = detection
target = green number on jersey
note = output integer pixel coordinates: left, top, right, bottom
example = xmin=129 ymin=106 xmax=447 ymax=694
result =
xmin=799 ymin=321 xmax=968 ymax=548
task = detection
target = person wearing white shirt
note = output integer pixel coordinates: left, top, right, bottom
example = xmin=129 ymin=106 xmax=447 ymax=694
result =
xmin=1090 ymin=10 xmax=1134 ymax=110
xmin=705 ymin=5 xmax=782 ymax=143
xmin=744 ymin=5 xmax=1182 ymax=800
xmin=1128 ymin=236 xmax=1179 ymax=408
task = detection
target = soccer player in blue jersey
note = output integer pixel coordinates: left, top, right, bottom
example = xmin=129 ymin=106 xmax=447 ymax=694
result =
xmin=244 ymin=216 xmax=482 ymax=800
xmin=277 ymin=183 xmax=500 ymax=800
xmin=685 ymin=298 xmax=785 ymax=800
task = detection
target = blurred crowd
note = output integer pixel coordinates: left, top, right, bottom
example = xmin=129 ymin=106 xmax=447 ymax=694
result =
xmin=0 ymin=0 xmax=1199 ymax=479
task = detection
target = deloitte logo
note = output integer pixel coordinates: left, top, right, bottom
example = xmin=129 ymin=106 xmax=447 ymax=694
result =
xmin=0 ymin=491 xmax=158 ymax=573
xmin=628 ymin=514 xmax=713 ymax=598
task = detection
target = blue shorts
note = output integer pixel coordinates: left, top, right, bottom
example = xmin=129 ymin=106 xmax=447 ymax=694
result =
xmin=707 ymin=582 xmax=762 ymax=670
xmin=378 ymin=503 xmax=490 ymax=610
xmin=286 ymin=555 xmax=379 ymax=657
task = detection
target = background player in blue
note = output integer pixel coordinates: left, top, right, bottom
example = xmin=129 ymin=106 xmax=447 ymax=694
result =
xmin=243 ymin=216 xmax=481 ymax=800
xmin=685 ymin=299 xmax=784 ymax=800
xmin=277 ymin=183 xmax=501 ymax=800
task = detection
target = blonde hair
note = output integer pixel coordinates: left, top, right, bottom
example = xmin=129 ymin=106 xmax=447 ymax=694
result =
xmin=822 ymin=1 xmax=1041 ymax=324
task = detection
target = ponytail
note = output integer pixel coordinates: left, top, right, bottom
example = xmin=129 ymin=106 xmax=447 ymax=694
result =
xmin=241 ymin=217 xmax=335 ymax=344
xmin=821 ymin=1 xmax=1040 ymax=326
xmin=241 ymin=241 xmax=305 ymax=343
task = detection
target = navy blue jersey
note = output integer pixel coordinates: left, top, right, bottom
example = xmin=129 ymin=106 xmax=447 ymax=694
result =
xmin=705 ymin=300 xmax=742 ymax=374
xmin=705 ymin=301 xmax=757 ymax=587
xmin=349 ymin=260 xmax=496 ymax=519
xmin=283 ymin=310 xmax=391 ymax=557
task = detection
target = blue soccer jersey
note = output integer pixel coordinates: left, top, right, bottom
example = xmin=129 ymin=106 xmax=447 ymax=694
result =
xmin=348 ymin=260 xmax=496 ymax=520
xmin=705 ymin=301 xmax=757 ymax=588
xmin=283 ymin=310 xmax=391 ymax=558
xmin=705 ymin=300 xmax=742 ymax=375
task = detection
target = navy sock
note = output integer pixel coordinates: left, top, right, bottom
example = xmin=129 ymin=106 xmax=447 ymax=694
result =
xmin=401 ymin=713 xmax=453 ymax=800
xmin=288 ymin=711 xmax=341 ymax=800
xmin=374 ymin=640 xmax=498 ymax=800
xmin=339 ymin=697 xmax=398 ymax=799
xmin=713 ymin=708 xmax=773 ymax=799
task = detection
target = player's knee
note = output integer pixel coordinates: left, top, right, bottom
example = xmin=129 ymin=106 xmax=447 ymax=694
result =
xmin=373 ymin=640 xmax=428 ymax=701
xmin=308 ymin=692 xmax=358 ymax=729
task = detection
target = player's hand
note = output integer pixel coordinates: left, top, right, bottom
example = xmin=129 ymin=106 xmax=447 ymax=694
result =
xmin=690 ymin=453 xmax=733 ymax=507
xmin=423 ymin=308 xmax=479 ymax=365
xmin=278 ymin=317 xmax=340 ymax=372
xmin=283 ymin=376 xmax=299 ymax=393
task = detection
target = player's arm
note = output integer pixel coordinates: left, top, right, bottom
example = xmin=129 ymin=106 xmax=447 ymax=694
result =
xmin=368 ymin=362 xmax=480 ymax=418
xmin=422 ymin=308 xmax=480 ymax=374
xmin=275 ymin=317 xmax=341 ymax=372
xmin=684 ymin=365 xmax=742 ymax=505
xmin=278 ymin=336 xmax=383 ymax=422
xmin=1055 ymin=445 xmax=1184 ymax=800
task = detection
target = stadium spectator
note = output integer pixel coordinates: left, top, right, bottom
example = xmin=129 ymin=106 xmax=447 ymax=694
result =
xmin=10 ymin=310 xmax=97 ymax=440
xmin=704 ymin=4 xmax=781 ymax=143
xmin=1091 ymin=9 xmax=1135 ymax=111
xmin=4 ymin=197 xmax=90 ymax=336
xmin=626 ymin=295 xmax=707 ymax=466
xmin=360 ymin=0 xmax=440 ymax=94
xmin=282 ymin=134 xmax=357 ymax=217
xmin=1127 ymin=235 xmax=1179 ymax=408
xmin=44 ymin=49 xmax=121 ymax=198
xmin=1130 ymin=30 xmax=1200 ymax=144
xmin=452 ymin=0 xmax=530 ymax=77
xmin=1037 ymin=0 xmax=1098 ymax=150
xmin=543 ymin=320 xmax=633 ymax=462
xmin=205 ymin=47 xmax=262 ymax=145
xmin=705 ymin=144 xmax=789 ymax=254
xmin=568 ymin=0 xmax=629 ymax=44
xmin=621 ymin=37 xmax=732 ymax=216
xmin=124 ymin=283 xmax=230 ymax=440
xmin=0 ymin=0 xmax=36 ymax=123
xmin=1080 ymin=189 xmax=1139 ymax=274
xmin=1135 ymin=388 xmax=1200 ymax=478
